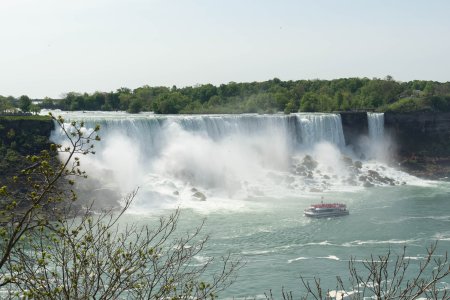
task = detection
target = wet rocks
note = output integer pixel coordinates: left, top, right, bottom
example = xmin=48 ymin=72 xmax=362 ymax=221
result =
xmin=192 ymin=191 xmax=206 ymax=201
xmin=354 ymin=161 xmax=363 ymax=169
xmin=358 ymin=169 xmax=396 ymax=187
xmin=342 ymin=156 xmax=353 ymax=167
xmin=302 ymin=155 xmax=318 ymax=170
xmin=290 ymin=153 xmax=403 ymax=191
xmin=292 ymin=155 xmax=319 ymax=177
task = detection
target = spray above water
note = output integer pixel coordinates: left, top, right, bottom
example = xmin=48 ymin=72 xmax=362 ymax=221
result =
xmin=49 ymin=111 xmax=425 ymax=213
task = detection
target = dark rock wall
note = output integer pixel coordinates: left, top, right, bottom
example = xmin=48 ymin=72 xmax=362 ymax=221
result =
xmin=3 ymin=112 xmax=450 ymax=166
xmin=339 ymin=112 xmax=368 ymax=146
xmin=0 ymin=116 xmax=54 ymax=176
xmin=384 ymin=112 xmax=450 ymax=157
xmin=340 ymin=111 xmax=450 ymax=159
xmin=0 ymin=116 xmax=54 ymax=155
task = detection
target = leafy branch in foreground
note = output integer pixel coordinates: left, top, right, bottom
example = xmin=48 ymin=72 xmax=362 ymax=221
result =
xmin=9 ymin=193 xmax=241 ymax=299
xmin=0 ymin=113 xmax=100 ymax=286
xmin=0 ymin=115 xmax=242 ymax=299
xmin=265 ymin=242 xmax=450 ymax=300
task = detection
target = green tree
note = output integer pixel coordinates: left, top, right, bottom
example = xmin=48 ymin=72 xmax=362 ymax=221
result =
xmin=335 ymin=92 xmax=344 ymax=110
xmin=299 ymin=92 xmax=320 ymax=112
xmin=359 ymin=79 xmax=402 ymax=108
xmin=127 ymin=98 xmax=143 ymax=113
xmin=284 ymin=100 xmax=298 ymax=114
xmin=118 ymin=92 xmax=133 ymax=111
xmin=192 ymin=84 xmax=218 ymax=103
xmin=423 ymin=82 xmax=436 ymax=96
xmin=104 ymin=92 xmax=120 ymax=110
xmin=274 ymin=92 xmax=289 ymax=111
xmin=18 ymin=95 xmax=31 ymax=112
xmin=40 ymin=97 xmax=56 ymax=109
xmin=29 ymin=103 xmax=41 ymax=115
xmin=42 ymin=77 xmax=450 ymax=114
xmin=153 ymin=92 xmax=189 ymax=114
xmin=0 ymin=97 xmax=14 ymax=113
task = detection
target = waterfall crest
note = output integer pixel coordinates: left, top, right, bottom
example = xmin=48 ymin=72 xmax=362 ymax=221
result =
xmin=57 ymin=113 xmax=346 ymax=154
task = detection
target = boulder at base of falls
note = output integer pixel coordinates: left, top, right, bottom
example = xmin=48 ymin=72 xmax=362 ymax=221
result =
xmin=341 ymin=156 xmax=353 ymax=167
xmin=302 ymin=155 xmax=318 ymax=170
xmin=354 ymin=161 xmax=363 ymax=169
xmin=368 ymin=170 xmax=381 ymax=178
xmin=364 ymin=170 xmax=397 ymax=186
xmin=192 ymin=191 xmax=206 ymax=201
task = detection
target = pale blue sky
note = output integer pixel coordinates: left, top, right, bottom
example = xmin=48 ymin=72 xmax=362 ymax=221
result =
xmin=1 ymin=0 xmax=449 ymax=98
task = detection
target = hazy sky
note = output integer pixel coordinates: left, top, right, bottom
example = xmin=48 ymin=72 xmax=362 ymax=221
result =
xmin=1 ymin=0 xmax=450 ymax=98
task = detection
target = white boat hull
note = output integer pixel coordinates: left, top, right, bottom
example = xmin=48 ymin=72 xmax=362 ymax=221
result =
xmin=304 ymin=202 xmax=349 ymax=218
xmin=304 ymin=210 xmax=349 ymax=218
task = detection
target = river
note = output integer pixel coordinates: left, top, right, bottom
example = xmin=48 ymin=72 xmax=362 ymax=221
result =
xmin=48 ymin=111 xmax=450 ymax=298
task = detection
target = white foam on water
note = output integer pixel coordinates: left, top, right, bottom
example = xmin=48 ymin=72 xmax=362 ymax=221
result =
xmin=382 ymin=215 xmax=450 ymax=224
xmin=404 ymin=256 xmax=423 ymax=260
xmin=287 ymin=257 xmax=309 ymax=263
xmin=342 ymin=239 xmax=420 ymax=247
xmin=318 ymin=255 xmax=340 ymax=261
xmin=242 ymin=250 xmax=275 ymax=255
xmin=327 ymin=289 xmax=358 ymax=299
xmin=305 ymin=241 xmax=335 ymax=246
xmin=433 ymin=232 xmax=450 ymax=241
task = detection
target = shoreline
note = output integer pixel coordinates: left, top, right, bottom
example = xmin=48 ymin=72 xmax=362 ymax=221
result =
xmin=396 ymin=156 xmax=450 ymax=181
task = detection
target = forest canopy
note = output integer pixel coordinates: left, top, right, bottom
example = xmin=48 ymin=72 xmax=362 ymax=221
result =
xmin=2 ymin=77 xmax=450 ymax=114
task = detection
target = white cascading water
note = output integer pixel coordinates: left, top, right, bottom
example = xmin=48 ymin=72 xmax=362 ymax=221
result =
xmin=367 ymin=112 xmax=388 ymax=161
xmin=368 ymin=112 xmax=385 ymax=142
xmin=49 ymin=111 xmax=424 ymax=213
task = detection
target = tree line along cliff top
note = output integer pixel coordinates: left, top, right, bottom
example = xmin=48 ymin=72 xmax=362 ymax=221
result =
xmin=1 ymin=77 xmax=450 ymax=114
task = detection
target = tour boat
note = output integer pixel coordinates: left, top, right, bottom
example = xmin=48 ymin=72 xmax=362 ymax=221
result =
xmin=304 ymin=202 xmax=349 ymax=218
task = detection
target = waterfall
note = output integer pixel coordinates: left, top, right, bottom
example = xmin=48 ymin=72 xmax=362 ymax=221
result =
xmin=49 ymin=111 xmax=354 ymax=209
xmin=54 ymin=112 xmax=347 ymax=154
xmin=295 ymin=113 xmax=345 ymax=149
xmin=47 ymin=110 xmax=417 ymax=211
xmin=367 ymin=112 xmax=384 ymax=141
xmin=366 ymin=112 xmax=387 ymax=161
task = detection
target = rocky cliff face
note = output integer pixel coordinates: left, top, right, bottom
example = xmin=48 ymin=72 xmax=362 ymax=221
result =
xmin=0 ymin=116 xmax=54 ymax=155
xmin=339 ymin=112 xmax=368 ymax=146
xmin=0 ymin=116 xmax=54 ymax=177
xmin=340 ymin=111 xmax=450 ymax=179
xmin=384 ymin=112 xmax=450 ymax=179
xmin=384 ymin=112 xmax=450 ymax=157
xmin=340 ymin=111 xmax=450 ymax=157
